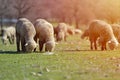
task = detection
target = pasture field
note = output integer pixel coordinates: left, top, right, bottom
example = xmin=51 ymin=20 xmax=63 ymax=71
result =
xmin=0 ymin=34 xmax=120 ymax=80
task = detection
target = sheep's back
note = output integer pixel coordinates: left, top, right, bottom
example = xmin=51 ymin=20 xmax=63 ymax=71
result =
xmin=16 ymin=18 xmax=36 ymax=39
xmin=111 ymin=24 xmax=120 ymax=37
xmin=34 ymin=19 xmax=54 ymax=41
xmin=89 ymin=20 xmax=114 ymax=40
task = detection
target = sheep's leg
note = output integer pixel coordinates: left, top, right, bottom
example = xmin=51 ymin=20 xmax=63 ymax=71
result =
xmin=94 ymin=40 xmax=97 ymax=50
xmin=101 ymin=42 xmax=107 ymax=50
xmin=39 ymin=41 xmax=44 ymax=52
xmin=8 ymin=36 xmax=13 ymax=44
xmin=101 ymin=42 xmax=104 ymax=50
xmin=90 ymin=41 xmax=93 ymax=50
xmin=64 ymin=36 xmax=67 ymax=41
xmin=101 ymin=46 xmax=104 ymax=50
xmin=56 ymin=35 xmax=59 ymax=42
xmin=16 ymin=34 xmax=20 ymax=52
xmin=9 ymin=35 xmax=14 ymax=44
xmin=45 ymin=46 xmax=49 ymax=52
xmin=34 ymin=36 xmax=37 ymax=52
xmin=64 ymin=34 xmax=67 ymax=41
xmin=103 ymin=43 xmax=107 ymax=50
xmin=21 ymin=38 xmax=26 ymax=52
xmin=12 ymin=35 xmax=15 ymax=44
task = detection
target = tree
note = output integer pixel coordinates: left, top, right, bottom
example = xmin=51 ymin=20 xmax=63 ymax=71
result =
xmin=0 ymin=0 xmax=9 ymax=35
xmin=13 ymin=0 xmax=33 ymax=19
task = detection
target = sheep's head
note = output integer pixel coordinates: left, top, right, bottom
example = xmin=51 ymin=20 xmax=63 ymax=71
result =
xmin=81 ymin=29 xmax=89 ymax=39
xmin=108 ymin=39 xmax=119 ymax=50
xmin=45 ymin=41 xmax=55 ymax=52
xmin=25 ymin=41 xmax=38 ymax=52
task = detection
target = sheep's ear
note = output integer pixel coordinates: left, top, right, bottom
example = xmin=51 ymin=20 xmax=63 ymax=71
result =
xmin=25 ymin=43 xmax=28 ymax=46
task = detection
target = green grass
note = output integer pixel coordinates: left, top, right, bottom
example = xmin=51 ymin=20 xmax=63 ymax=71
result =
xmin=0 ymin=34 xmax=120 ymax=80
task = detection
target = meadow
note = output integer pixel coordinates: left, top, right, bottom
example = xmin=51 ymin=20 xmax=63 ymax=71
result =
xmin=0 ymin=34 xmax=120 ymax=80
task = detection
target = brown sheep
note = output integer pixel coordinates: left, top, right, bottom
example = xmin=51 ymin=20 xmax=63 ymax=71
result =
xmin=16 ymin=18 xmax=37 ymax=52
xmin=34 ymin=19 xmax=55 ymax=52
xmin=88 ymin=20 xmax=118 ymax=50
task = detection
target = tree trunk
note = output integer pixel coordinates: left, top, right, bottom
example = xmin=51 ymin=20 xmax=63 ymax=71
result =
xmin=75 ymin=19 xmax=79 ymax=29
xmin=0 ymin=16 xmax=3 ymax=36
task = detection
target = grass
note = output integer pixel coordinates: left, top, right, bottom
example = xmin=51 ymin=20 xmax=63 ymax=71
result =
xmin=0 ymin=34 xmax=120 ymax=80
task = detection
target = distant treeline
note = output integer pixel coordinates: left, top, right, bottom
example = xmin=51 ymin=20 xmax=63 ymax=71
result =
xmin=0 ymin=0 xmax=120 ymax=28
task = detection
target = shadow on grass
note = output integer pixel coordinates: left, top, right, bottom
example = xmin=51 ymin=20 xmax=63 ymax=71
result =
xmin=61 ymin=49 xmax=102 ymax=52
xmin=0 ymin=50 xmax=44 ymax=54
xmin=0 ymin=50 xmax=18 ymax=54
xmin=0 ymin=49 xmax=103 ymax=54
xmin=0 ymin=50 xmax=34 ymax=54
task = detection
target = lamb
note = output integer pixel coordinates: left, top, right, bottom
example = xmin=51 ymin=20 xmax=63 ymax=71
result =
xmin=34 ymin=19 xmax=55 ymax=52
xmin=1 ymin=26 xmax=16 ymax=45
xmin=16 ymin=18 xmax=38 ymax=52
xmin=54 ymin=23 xmax=68 ymax=41
xmin=88 ymin=20 xmax=118 ymax=50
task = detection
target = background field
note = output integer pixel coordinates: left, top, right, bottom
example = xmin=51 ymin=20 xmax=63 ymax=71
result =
xmin=0 ymin=34 xmax=120 ymax=80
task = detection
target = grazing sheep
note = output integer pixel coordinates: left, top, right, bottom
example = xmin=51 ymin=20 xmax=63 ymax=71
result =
xmin=16 ymin=18 xmax=37 ymax=52
xmin=2 ymin=26 xmax=16 ymax=45
xmin=81 ymin=29 xmax=89 ymax=39
xmin=88 ymin=20 xmax=118 ymax=50
xmin=34 ymin=19 xmax=55 ymax=52
xmin=54 ymin=23 xmax=68 ymax=41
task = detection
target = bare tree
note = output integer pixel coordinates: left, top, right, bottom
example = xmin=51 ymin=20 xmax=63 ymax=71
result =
xmin=13 ymin=0 xmax=32 ymax=19
xmin=0 ymin=0 xmax=10 ymax=35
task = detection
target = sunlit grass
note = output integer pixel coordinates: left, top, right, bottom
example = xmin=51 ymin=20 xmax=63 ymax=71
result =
xmin=0 ymin=34 xmax=120 ymax=80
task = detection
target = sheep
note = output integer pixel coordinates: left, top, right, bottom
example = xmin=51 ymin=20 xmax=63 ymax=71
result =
xmin=54 ymin=23 xmax=68 ymax=41
xmin=16 ymin=18 xmax=38 ymax=52
xmin=88 ymin=20 xmax=118 ymax=50
xmin=34 ymin=19 xmax=55 ymax=52
xmin=1 ymin=26 xmax=16 ymax=45
xmin=81 ymin=28 xmax=89 ymax=39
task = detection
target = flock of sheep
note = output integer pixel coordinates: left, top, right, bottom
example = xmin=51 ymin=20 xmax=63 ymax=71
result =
xmin=1 ymin=18 xmax=120 ymax=53
xmin=1 ymin=18 xmax=80 ymax=53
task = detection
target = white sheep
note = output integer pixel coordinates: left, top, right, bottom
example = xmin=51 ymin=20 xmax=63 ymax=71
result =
xmin=88 ymin=20 xmax=118 ymax=50
xmin=2 ymin=26 xmax=16 ymax=45
xmin=34 ymin=19 xmax=55 ymax=52
xmin=16 ymin=18 xmax=38 ymax=52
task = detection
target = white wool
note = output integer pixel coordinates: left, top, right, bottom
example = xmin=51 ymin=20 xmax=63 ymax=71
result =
xmin=34 ymin=19 xmax=55 ymax=52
